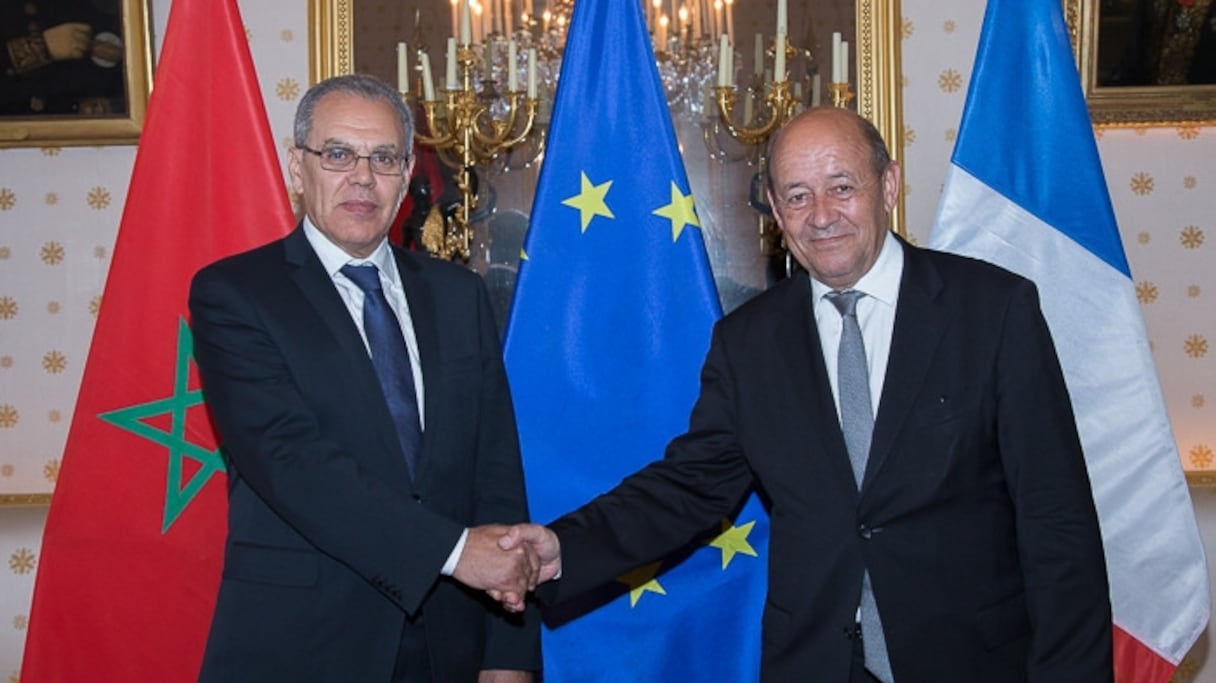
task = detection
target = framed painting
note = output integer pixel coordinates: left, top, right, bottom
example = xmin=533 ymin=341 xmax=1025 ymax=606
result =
xmin=1067 ymin=0 xmax=1216 ymax=126
xmin=0 ymin=0 xmax=153 ymax=148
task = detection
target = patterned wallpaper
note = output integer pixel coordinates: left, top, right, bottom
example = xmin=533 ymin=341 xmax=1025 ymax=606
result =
xmin=0 ymin=0 xmax=1213 ymax=679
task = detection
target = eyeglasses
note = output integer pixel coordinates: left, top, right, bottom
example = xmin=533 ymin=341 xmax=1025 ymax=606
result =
xmin=297 ymin=145 xmax=408 ymax=176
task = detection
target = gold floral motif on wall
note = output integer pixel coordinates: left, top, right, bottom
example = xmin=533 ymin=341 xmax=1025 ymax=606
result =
xmin=7 ymin=549 xmax=34 ymax=575
xmin=1130 ymin=171 xmax=1155 ymax=194
xmin=937 ymin=68 xmax=963 ymax=92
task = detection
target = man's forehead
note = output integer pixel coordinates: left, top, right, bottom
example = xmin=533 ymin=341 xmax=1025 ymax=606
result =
xmin=773 ymin=149 xmax=863 ymax=183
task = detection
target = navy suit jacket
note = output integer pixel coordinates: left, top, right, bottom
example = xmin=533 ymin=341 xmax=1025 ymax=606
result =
xmin=547 ymin=238 xmax=1113 ymax=682
xmin=189 ymin=226 xmax=539 ymax=682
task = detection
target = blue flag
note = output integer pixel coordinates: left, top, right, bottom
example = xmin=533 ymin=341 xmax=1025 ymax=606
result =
xmin=929 ymin=0 xmax=1208 ymax=677
xmin=503 ymin=0 xmax=768 ymax=680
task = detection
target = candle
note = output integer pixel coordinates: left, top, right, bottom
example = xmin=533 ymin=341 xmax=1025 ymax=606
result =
xmin=678 ymin=6 xmax=688 ymax=42
xmin=840 ymin=41 xmax=849 ymax=86
xmin=451 ymin=0 xmax=459 ymax=40
xmin=527 ymin=47 xmax=537 ymax=98
xmin=420 ymin=51 xmax=436 ymax=101
xmin=713 ymin=0 xmax=723 ymax=39
xmin=651 ymin=0 xmax=661 ymax=33
xmin=753 ymin=32 xmax=763 ymax=76
xmin=776 ymin=0 xmax=787 ymax=37
xmin=717 ymin=34 xmax=731 ymax=87
xmin=446 ymin=37 xmax=458 ymax=89
xmin=484 ymin=40 xmax=493 ymax=80
xmin=831 ymin=31 xmax=842 ymax=82
xmin=460 ymin=0 xmax=472 ymax=45
xmin=743 ymin=89 xmax=754 ymax=124
xmin=508 ymin=40 xmax=518 ymax=90
xmin=396 ymin=42 xmax=409 ymax=92
xmin=542 ymin=9 xmax=550 ymax=33
xmin=812 ymin=73 xmax=821 ymax=106
xmin=503 ymin=0 xmax=513 ymax=37
xmin=774 ymin=32 xmax=786 ymax=82
xmin=724 ymin=0 xmax=734 ymax=45
xmin=658 ymin=15 xmax=668 ymax=49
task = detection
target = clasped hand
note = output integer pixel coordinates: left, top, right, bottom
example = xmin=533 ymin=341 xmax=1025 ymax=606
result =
xmin=451 ymin=524 xmax=562 ymax=613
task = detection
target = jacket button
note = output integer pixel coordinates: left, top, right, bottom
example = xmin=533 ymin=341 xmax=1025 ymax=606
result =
xmin=858 ymin=524 xmax=871 ymax=539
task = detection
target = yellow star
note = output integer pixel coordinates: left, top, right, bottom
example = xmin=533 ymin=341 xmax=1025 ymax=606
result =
xmin=617 ymin=562 xmax=667 ymax=608
xmin=652 ymin=181 xmax=701 ymax=242
xmin=708 ymin=518 xmax=758 ymax=569
xmin=562 ymin=171 xmax=614 ymax=233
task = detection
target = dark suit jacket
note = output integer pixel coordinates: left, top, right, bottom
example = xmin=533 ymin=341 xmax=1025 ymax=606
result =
xmin=547 ymin=239 xmax=1113 ymax=682
xmin=189 ymin=226 xmax=540 ymax=682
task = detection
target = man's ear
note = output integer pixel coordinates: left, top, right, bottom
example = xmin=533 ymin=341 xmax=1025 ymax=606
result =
xmin=287 ymin=147 xmax=305 ymax=195
xmin=881 ymin=161 xmax=902 ymax=214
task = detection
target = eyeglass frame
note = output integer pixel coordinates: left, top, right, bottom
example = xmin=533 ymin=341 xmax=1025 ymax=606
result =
xmin=296 ymin=144 xmax=410 ymax=176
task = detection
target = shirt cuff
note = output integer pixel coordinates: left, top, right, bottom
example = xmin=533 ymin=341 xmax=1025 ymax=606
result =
xmin=441 ymin=527 xmax=469 ymax=576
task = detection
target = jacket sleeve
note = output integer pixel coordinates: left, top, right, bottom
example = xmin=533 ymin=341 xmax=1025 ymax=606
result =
xmin=996 ymin=279 xmax=1113 ymax=681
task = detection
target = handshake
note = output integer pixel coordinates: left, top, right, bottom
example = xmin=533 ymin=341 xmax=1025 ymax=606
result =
xmin=451 ymin=523 xmax=562 ymax=613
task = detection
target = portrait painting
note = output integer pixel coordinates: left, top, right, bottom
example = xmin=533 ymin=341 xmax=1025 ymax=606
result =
xmin=0 ymin=0 xmax=152 ymax=147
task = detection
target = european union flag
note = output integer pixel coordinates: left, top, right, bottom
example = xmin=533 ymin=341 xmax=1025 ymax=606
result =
xmin=503 ymin=0 xmax=768 ymax=680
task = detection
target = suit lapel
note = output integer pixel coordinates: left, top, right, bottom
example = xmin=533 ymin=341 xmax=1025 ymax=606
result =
xmin=865 ymin=243 xmax=948 ymax=489
xmin=773 ymin=274 xmax=860 ymax=494
xmin=283 ymin=227 xmax=416 ymax=488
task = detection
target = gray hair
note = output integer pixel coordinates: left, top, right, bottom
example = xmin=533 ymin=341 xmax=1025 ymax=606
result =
xmin=293 ymin=74 xmax=415 ymax=152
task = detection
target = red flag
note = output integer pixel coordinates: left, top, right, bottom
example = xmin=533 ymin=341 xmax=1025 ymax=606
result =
xmin=22 ymin=0 xmax=293 ymax=679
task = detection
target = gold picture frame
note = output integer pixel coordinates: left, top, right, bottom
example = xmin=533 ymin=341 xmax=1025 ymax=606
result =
xmin=1066 ymin=0 xmax=1216 ymax=127
xmin=0 ymin=0 xmax=153 ymax=148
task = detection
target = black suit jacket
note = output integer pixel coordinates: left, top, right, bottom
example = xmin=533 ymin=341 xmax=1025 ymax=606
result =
xmin=189 ymin=226 xmax=539 ymax=682
xmin=548 ymin=239 xmax=1113 ymax=682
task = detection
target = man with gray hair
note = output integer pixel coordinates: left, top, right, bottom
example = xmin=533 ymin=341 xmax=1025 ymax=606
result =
xmin=190 ymin=74 xmax=541 ymax=682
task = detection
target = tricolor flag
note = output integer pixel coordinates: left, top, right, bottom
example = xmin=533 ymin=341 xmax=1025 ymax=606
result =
xmin=21 ymin=0 xmax=293 ymax=678
xmin=928 ymin=0 xmax=1210 ymax=680
xmin=503 ymin=0 xmax=769 ymax=679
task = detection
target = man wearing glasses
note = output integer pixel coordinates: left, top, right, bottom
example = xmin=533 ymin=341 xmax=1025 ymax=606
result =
xmin=189 ymin=74 xmax=541 ymax=683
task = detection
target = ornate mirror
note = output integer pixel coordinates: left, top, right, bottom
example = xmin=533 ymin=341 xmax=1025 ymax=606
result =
xmin=308 ymin=0 xmax=904 ymax=316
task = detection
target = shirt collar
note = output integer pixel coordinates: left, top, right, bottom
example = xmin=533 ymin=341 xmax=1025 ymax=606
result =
xmin=302 ymin=216 xmax=398 ymax=285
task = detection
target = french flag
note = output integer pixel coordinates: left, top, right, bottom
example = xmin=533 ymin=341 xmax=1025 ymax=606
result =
xmin=928 ymin=0 xmax=1210 ymax=679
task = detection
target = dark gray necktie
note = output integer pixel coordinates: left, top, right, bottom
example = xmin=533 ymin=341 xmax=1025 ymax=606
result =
xmin=342 ymin=264 xmax=422 ymax=480
xmin=827 ymin=289 xmax=893 ymax=683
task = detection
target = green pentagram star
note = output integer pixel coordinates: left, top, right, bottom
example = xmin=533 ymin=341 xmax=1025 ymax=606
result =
xmin=98 ymin=317 xmax=225 ymax=533
xmin=652 ymin=181 xmax=700 ymax=242
xmin=562 ymin=171 xmax=614 ymax=232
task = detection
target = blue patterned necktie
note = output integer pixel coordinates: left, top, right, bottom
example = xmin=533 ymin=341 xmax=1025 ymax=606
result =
xmin=827 ymin=289 xmax=893 ymax=683
xmin=341 ymin=264 xmax=422 ymax=480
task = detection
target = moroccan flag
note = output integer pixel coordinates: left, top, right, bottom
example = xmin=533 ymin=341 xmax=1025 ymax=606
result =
xmin=928 ymin=0 xmax=1210 ymax=679
xmin=21 ymin=0 xmax=293 ymax=678
xmin=503 ymin=0 xmax=769 ymax=679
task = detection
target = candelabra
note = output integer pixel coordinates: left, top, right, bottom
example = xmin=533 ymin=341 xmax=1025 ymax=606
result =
xmin=710 ymin=33 xmax=854 ymax=267
xmin=829 ymin=81 xmax=855 ymax=109
xmin=413 ymin=43 xmax=539 ymax=262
